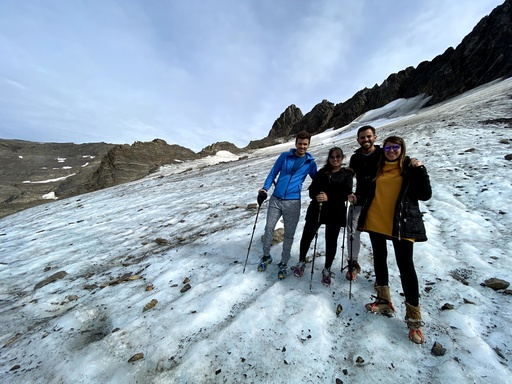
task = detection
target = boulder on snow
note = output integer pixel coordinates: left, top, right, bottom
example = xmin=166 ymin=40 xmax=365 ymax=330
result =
xmin=128 ymin=353 xmax=144 ymax=363
xmin=143 ymin=299 xmax=158 ymax=312
xmin=482 ymin=277 xmax=510 ymax=290
xmin=180 ymin=283 xmax=191 ymax=293
xmin=431 ymin=341 xmax=447 ymax=356
xmin=260 ymin=228 xmax=285 ymax=245
xmin=34 ymin=271 xmax=68 ymax=290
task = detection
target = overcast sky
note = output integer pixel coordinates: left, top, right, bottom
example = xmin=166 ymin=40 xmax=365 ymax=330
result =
xmin=0 ymin=0 xmax=505 ymax=151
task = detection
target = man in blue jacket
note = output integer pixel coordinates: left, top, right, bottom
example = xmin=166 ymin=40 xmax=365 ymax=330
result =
xmin=257 ymin=131 xmax=317 ymax=279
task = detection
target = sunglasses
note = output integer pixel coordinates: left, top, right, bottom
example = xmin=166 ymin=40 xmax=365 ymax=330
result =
xmin=384 ymin=144 xmax=401 ymax=152
xmin=329 ymin=155 xmax=342 ymax=160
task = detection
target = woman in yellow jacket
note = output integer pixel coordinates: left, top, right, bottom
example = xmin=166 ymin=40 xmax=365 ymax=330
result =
xmin=358 ymin=136 xmax=431 ymax=344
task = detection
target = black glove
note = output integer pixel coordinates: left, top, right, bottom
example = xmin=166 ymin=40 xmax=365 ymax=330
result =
xmin=257 ymin=191 xmax=267 ymax=206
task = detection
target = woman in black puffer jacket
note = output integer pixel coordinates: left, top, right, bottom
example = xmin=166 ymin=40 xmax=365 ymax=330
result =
xmin=293 ymin=147 xmax=354 ymax=286
xmin=358 ymin=136 xmax=431 ymax=345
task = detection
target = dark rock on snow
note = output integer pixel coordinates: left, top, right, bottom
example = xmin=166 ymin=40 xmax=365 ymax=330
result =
xmin=482 ymin=277 xmax=510 ymax=290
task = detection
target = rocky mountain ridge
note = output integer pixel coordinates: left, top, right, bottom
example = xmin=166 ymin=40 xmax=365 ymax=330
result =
xmin=1 ymin=0 xmax=511 ymax=219
xmin=0 ymin=136 xmax=258 ymax=219
xmin=0 ymin=139 xmax=114 ymax=219
xmin=0 ymin=137 xmax=257 ymax=219
xmin=269 ymin=0 xmax=512 ymax=138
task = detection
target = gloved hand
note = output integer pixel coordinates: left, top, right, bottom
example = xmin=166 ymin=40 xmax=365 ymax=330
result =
xmin=257 ymin=191 xmax=267 ymax=206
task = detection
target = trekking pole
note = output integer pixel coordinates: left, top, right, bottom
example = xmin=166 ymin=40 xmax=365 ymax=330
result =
xmin=348 ymin=203 xmax=354 ymax=299
xmin=242 ymin=192 xmax=267 ymax=273
xmin=309 ymin=203 xmax=323 ymax=290
xmin=340 ymin=200 xmax=348 ymax=275
xmin=243 ymin=199 xmax=264 ymax=273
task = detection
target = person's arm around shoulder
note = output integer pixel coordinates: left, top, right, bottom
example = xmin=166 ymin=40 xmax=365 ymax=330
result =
xmin=343 ymin=168 xmax=355 ymax=198
xmin=346 ymin=163 xmax=357 ymax=204
xmin=348 ymin=154 xmax=356 ymax=172
xmin=408 ymin=158 xmax=432 ymax=201
xmin=308 ymin=171 xmax=320 ymax=200
xmin=308 ymin=155 xmax=318 ymax=180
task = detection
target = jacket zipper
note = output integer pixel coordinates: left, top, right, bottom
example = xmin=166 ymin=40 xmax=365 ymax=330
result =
xmin=284 ymin=156 xmax=309 ymax=199
xmin=397 ymin=178 xmax=410 ymax=240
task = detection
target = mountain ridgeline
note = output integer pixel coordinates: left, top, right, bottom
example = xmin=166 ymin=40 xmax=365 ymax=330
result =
xmin=265 ymin=0 xmax=512 ymax=139
xmin=1 ymin=0 xmax=511 ymax=219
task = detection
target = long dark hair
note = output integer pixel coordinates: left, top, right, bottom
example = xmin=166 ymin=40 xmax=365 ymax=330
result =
xmin=375 ymin=136 xmax=407 ymax=179
xmin=320 ymin=147 xmax=345 ymax=173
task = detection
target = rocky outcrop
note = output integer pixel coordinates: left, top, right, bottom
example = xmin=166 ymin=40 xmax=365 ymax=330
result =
xmin=245 ymin=136 xmax=283 ymax=150
xmin=198 ymin=141 xmax=244 ymax=157
xmin=328 ymin=67 xmax=416 ymax=131
xmin=290 ymin=99 xmax=335 ymax=136
xmin=245 ymin=104 xmax=305 ymax=149
xmin=0 ymin=139 xmax=115 ymax=219
xmin=69 ymin=139 xmax=199 ymax=192
xmin=0 ymin=139 xmax=200 ymax=219
xmin=269 ymin=0 xmax=512 ymax=137
xmin=268 ymin=105 xmax=304 ymax=138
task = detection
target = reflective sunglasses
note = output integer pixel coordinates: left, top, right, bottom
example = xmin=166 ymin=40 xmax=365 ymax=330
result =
xmin=384 ymin=144 xmax=401 ymax=152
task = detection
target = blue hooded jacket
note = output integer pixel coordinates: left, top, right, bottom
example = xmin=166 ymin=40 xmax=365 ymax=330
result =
xmin=263 ymin=149 xmax=317 ymax=200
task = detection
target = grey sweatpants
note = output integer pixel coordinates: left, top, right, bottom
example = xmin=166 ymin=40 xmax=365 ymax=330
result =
xmin=347 ymin=205 xmax=361 ymax=261
xmin=262 ymin=195 xmax=301 ymax=265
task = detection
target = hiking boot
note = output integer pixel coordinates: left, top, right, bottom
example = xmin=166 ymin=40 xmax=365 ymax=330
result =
xmin=405 ymin=302 xmax=425 ymax=344
xmin=292 ymin=261 xmax=306 ymax=278
xmin=277 ymin=262 xmax=288 ymax=280
xmin=257 ymin=256 xmax=272 ymax=272
xmin=321 ymin=268 xmax=334 ymax=287
xmin=365 ymin=285 xmax=396 ymax=317
xmin=345 ymin=260 xmax=361 ymax=281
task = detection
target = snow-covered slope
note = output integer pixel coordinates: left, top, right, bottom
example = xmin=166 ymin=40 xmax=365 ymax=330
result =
xmin=1 ymin=79 xmax=511 ymax=384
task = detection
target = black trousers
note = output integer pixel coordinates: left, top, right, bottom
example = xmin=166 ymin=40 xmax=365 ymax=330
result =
xmin=299 ymin=220 xmax=342 ymax=270
xmin=369 ymin=232 xmax=419 ymax=307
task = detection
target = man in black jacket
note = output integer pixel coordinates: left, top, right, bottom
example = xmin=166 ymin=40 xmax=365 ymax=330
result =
xmin=346 ymin=125 xmax=381 ymax=280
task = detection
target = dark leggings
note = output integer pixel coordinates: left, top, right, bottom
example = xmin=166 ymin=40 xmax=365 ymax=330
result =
xmin=369 ymin=232 xmax=419 ymax=307
xmin=299 ymin=220 xmax=342 ymax=270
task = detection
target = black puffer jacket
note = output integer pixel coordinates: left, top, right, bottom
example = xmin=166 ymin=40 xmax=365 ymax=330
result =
xmin=358 ymin=157 xmax=432 ymax=241
xmin=305 ymin=168 xmax=354 ymax=227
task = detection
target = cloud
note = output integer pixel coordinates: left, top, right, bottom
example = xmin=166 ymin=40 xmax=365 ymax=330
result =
xmin=344 ymin=0 xmax=504 ymax=92
xmin=276 ymin=2 xmax=362 ymax=88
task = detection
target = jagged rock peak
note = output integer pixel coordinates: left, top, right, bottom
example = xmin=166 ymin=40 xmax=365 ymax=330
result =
xmin=290 ymin=99 xmax=335 ymax=136
xmin=268 ymin=104 xmax=303 ymax=138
